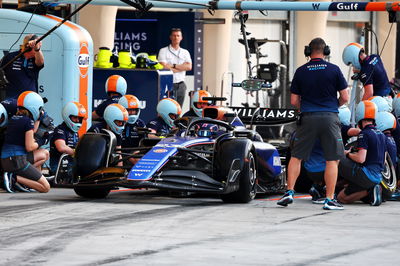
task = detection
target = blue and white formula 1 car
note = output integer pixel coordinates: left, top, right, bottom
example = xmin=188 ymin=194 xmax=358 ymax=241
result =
xmin=55 ymin=106 xmax=286 ymax=203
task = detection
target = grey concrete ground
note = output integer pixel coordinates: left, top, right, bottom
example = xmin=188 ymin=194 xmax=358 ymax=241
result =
xmin=0 ymin=188 xmax=398 ymax=266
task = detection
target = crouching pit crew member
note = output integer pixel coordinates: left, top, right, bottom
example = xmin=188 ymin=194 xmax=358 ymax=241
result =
xmin=92 ymin=75 xmax=127 ymax=120
xmin=88 ymin=103 xmax=128 ymax=166
xmin=1 ymin=91 xmax=50 ymax=193
xmin=337 ymin=101 xmax=386 ymax=206
xmin=183 ymin=90 xmax=212 ymax=118
xmin=147 ymin=98 xmax=181 ymax=137
xmin=49 ymin=101 xmax=87 ymax=174
xmin=277 ymin=37 xmax=349 ymax=210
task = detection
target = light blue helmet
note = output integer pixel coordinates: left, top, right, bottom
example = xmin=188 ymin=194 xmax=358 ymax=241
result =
xmin=105 ymin=75 xmax=127 ymax=96
xmin=376 ymin=111 xmax=396 ymax=131
xmin=0 ymin=103 xmax=8 ymax=127
xmin=393 ymin=95 xmax=400 ymax=117
xmin=368 ymin=96 xmax=391 ymax=112
xmin=62 ymin=102 xmax=87 ymax=132
xmin=338 ymin=105 xmax=351 ymax=126
xmin=355 ymin=100 xmax=378 ymax=124
xmin=342 ymin=42 xmax=364 ymax=70
xmin=17 ymin=91 xmax=44 ymax=121
xmin=104 ymin=103 xmax=128 ymax=135
xmin=118 ymin=94 xmax=141 ymax=124
xmin=156 ymin=98 xmax=182 ymax=128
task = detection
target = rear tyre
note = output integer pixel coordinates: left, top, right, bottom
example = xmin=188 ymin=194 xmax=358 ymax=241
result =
xmin=381 ymin=155 xmax=397 ymax=199
xmin=221 ymin=152 xmax=257 ymax=203
xmin=74 ymin=187 xmax=111 ymax=199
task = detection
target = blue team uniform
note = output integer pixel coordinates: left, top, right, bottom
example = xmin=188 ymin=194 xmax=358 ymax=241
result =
xmin=341 ymin=124 xmax=352 ymax=146
xmin=94 ymin=96 xmax=121 ymax=118
xmin=391 ymin=118 xmax=400 ymax=158
xmin=1 ymin=98 xmax=18 ymax=118
xmin=121 ymin=119 xmax=146 ymax=148
xmin=290 ymin=58 xmax=348 ymax=113
xmin=88 ymin=121 xmax=122 ymax=146
xmin=304 ymin=140 xmax=326 ymax=173
xmin=357 ymin=124 xmax=386 ymax=183
xmin=359 ymin=54 xmax=391 ymax=97
xmin=146 ymin=117 xmax=171 ymax=135
xmin=182 ymin=109 xmax=197 ymax=118
xmin=49 ymin=122 xmax=79 ymax=172
xmin=383 ymin=132 xmax=397 ymax=164
xmin=0 ymin=51 xmax=44 ymax=99
xmin=1 ymin=115 xmax=34 ymax=157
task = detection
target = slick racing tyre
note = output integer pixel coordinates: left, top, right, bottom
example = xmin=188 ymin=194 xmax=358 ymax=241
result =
xmin=221 ymin=151 xmax=257 ymax=203
xmin=74 ymin=187 xmax=111 ymax=199
xmin=381 ymin=154 xmax=397 ymax=199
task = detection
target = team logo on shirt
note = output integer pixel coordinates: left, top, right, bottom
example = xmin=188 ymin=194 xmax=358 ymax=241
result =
xmin=78 ymin=43 xmax=90 ymax=78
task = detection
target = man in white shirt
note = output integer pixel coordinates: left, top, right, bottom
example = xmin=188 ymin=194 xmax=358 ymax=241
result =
xmin=158 ymin=28 xmax=192 ymax=106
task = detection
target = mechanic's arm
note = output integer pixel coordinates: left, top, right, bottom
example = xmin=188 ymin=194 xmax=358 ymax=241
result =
xmin=25 ymin=130 xmax=39 ymax=152
xmin=33 ymin=120 xmax=40 ymax=133
xmin=54 ymin=139 xmax=74 ymax=156
xmin=345 ymin=148 xmax=367 ymax=163
xmin=347 ymin=127 xmax=361 ymax=137
xmin=29 ymin=40 xmax=44 ymax=67
xmin=339 ymin=88 xmax=349 ymax=106
xmin=362 ymin=84 xmax=373 ymax=101
xmin=174 ymin=62 xmax=192 ymax=72
xmin=290 ymin=93 xmax=300 ymax=109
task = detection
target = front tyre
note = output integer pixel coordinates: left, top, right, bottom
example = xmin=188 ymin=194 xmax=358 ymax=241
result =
xmin=74 ymin=187 xmax=111 ymax=199
xmin=221 ymin=151 xmax=257 ymax=203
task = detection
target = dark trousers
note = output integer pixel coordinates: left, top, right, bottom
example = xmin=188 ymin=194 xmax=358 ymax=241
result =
xmin=173 ymin=81 xmax=187 ymax=107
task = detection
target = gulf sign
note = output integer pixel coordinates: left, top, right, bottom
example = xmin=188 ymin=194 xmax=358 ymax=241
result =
xmin=78 ymin=43 xmax=89 ymax=78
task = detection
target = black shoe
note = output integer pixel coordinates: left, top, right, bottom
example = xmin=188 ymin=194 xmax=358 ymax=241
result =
xmin=277 ymin=190 xmax=294 ymax=207
xmin=370 ymin=184 xmax=382 ymax=206
xmin=3 ymin=172 xmax=16 ymax=193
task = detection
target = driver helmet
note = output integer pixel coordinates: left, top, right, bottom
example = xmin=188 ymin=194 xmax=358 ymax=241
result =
xmin=197 ymin=123 xmax=218 ymax=137
xmin=0 ymin=103 xmax=8 ymax=127
xmin=62 ymin=101 xmax=87 ymax=132
xmin=17 ymin=91 xmax=44 ymax=121
xmin=191 ymin=90 xmax=211 ymax=117
xmin=338 ymin=105 xmax=351 ymax=126
xmin=118 ymin=94 xmax=141 ymax=124
xmin=104 ymin=103 xmax=128 ymax=135
xmin=342 ymin=42 xmax=364 ymax=70
xmin=355 ymin=100 xmax=378 ymax=124
xmin=376 ymin=111 xmax=396 ymax=132
xmin=368 ymin=96 xmax=391 ymax=112
xmin=157 ymin=98 xmax=182 ymax=128
xmin=105 ymin=75 xmax=127 ymax=96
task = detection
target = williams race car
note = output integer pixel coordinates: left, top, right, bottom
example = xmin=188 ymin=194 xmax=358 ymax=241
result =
xmin=55 ymin=106 xmax=287 ymax=203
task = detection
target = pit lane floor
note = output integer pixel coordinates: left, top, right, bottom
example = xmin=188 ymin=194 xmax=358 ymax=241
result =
xmin=0 ymin=188 xmax=398 ymax=266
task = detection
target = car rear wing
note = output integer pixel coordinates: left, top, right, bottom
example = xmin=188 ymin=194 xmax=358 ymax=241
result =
xmin=230 ymin=107 xmax=299 ymax=125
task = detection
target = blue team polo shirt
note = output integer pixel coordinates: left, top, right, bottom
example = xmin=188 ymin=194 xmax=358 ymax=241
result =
xmin=121 ymin=119 xmax=146 ymax=148
xmin=357 ymin=124 xmax=386 ymax=183
xmin=341 ymin=124 xmax=352 ymax=146
xmin=146 ymin=117 xmax=171 ymax=136
xmin=94 ymin=96 xmax=121 ymax=118
xmin=0 ymin=51 xmax=44 ymax=99
xmin=290 ymin=58 xmax=348 ymax=113
xmin=360 ymin=54 xmax=391 ymax=97
xmin=88 ymin=121 xmax=122 ymax=146
xmin=1 ymin=115 xmax=34 ymax=158
xmin=50 ymin=122 xmax=79 ymax=171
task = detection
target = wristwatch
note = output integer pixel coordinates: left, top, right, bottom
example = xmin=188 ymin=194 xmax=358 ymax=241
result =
xmin=34 ymin=48 xmax=41 ymax=52
xmin=173 ymin=64 xmax=176 ymax=68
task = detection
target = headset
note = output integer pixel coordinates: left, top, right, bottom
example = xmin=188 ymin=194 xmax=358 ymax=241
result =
xmin=304 ymin=38 xmax=331 ymax=57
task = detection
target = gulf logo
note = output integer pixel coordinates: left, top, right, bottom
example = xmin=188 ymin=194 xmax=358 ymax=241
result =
xmin=153 ymin=149 xmax=168 ymax=153
xmin=78 ymin=43 xmax=89 ymax=78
